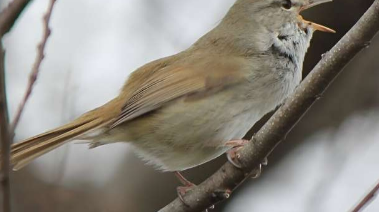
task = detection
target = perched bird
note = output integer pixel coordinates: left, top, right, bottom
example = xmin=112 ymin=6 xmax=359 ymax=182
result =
xmin=8 ymin=0 xmax=334 ymax=195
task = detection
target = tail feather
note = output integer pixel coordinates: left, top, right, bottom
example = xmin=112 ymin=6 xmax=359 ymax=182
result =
xmin=12 ymin=120 xmax=87 ymax=154
xmin=10 ymin=115 xmax=107 ymax=171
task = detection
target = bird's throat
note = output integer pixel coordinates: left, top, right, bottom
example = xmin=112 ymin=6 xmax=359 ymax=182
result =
xmin=271 ymin=23 xmax=314 ymax=68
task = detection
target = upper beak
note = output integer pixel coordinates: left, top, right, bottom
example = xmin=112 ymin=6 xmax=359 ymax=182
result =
xmin=298 ymin=0 xmax=336 ymax=33
xmin=300 ymin=0 xmax=333 ymax=12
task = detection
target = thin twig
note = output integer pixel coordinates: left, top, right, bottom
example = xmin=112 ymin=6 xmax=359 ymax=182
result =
xmin=0 ymin=1 xmax=32 ymax=211
xmin=159 ymin=0 xmax=379 ymax=211
xmin=10 ymin=0 xmax=57 ymax=134
xmin=351 ymin=181 xmax=379 ymax=212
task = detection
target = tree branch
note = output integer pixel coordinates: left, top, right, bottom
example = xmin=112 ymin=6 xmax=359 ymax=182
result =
xmin=0 ymin=1 xmax=32 ymax=212
xmin=0 ymin=41 xmax=12 ymax=212
xmin=10 ymin=0 xmax=57 ymax=133
xmin=159 ymin=0 xmax=379 ymax=211
xmin=351 ymin=180 xmax=379 ymax=212
xmin=0 ymin=0 xmax=31 ymax=37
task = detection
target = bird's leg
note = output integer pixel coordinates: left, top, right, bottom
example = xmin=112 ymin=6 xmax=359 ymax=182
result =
xmin=174 ymin=171 xmax=196 ymax=204
xmin=225 ymin=139 xmax=249 ymax=168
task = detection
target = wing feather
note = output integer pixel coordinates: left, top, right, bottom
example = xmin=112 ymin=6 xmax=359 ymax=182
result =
xmin=110 ymin=55 xmax=246 ymax=128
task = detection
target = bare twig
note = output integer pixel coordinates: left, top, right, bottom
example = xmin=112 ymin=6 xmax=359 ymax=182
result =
xmin=10 ymin=0 xmax=57 ymax=133
xmin=0 ymin=1 xmax=32 ymax=211
xmin=159 ymin=0 xmax=379 ymax=211
xmin=351 ymin=181 xmax=379 ymax=212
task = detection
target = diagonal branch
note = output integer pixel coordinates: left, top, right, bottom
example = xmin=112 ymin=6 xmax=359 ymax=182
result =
xmin=10 ymin=0 xmax=57 ymax=133
xmin=159 ymin=0 xmax=379 ymax=211
xmin=351 ymin=180 xmax=379 ymax=212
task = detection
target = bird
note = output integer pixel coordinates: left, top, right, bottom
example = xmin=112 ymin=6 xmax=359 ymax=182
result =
xmin=7 ymin=0 xmax=334 ymax=196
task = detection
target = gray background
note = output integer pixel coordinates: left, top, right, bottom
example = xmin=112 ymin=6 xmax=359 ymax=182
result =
xmin=1 ymin=0 xmax=379 ymax=211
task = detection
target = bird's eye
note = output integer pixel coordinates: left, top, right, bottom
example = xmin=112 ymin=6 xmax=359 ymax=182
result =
xmin=281 ymin=0 xmax=292 ymax=10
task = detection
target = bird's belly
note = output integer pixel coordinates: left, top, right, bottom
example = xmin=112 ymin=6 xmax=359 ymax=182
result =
xmin=114 ymin=72 xmax=298 ymax=172
xmin=130 ymin=109 xmax=259 ymax=172
xmin=124 ymin=86 xmax=268 ymax=171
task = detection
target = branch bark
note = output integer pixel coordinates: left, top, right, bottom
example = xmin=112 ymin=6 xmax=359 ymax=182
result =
xmin=0 ymin=1 xmax=32 ymax=211
xmin=159 ymin=0 xmax=379 ymax=211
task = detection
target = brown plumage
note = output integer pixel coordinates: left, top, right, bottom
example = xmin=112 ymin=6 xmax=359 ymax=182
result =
xmin=6 ymin=0 xmax=334 ymax=172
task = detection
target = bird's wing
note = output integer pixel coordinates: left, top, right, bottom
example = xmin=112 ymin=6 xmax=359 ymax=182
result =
xmin=110 ymin=55 xmax=247 ymax=128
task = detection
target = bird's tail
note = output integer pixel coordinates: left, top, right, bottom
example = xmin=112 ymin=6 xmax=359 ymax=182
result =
xmin=8 ymin=109 xmax=110 ymax=171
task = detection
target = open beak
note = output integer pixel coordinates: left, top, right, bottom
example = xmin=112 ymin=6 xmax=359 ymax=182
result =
xmin=298 ymin=0 xmax=336 ymax=33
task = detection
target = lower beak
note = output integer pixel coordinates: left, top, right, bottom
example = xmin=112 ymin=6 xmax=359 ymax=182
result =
xmin=298 ymin=0 xmax=336 ymax=33
xmin=298 ymin=15 xmax=336 ymax=33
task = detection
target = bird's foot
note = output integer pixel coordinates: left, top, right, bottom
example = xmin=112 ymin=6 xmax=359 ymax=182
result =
xmin=177 ymin=185 xmax=195 ymax=204
xmin=225 ymin=139 xmax=249 ymax=168
xmin=174 ymin=171 xmax=196 ymax=206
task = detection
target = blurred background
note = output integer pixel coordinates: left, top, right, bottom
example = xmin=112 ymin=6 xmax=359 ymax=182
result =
xmin=1 ymin=0 xmax=379 ymax=211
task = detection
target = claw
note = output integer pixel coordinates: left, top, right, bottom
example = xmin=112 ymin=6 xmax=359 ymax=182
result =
xmin=251 ymin=158 xmax=268 ymax=179
xmin=251 ymin=164 xmax=262 ymax=179
xmin=262 ymin=157 xmax=268 ymax=166
xmin=225 ymin=139 xmax=249 ymax=168
xmin=227 ymin=147 xmax=243 ymax=168
xmin=177 ymin=185 xmax=195 ymax=205
xmin=174 ymin=171 xmax=196 ymax=206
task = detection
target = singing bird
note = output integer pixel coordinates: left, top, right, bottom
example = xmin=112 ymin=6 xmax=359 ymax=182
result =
xmin=8 ymin=0 xmax=334 ymax=194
